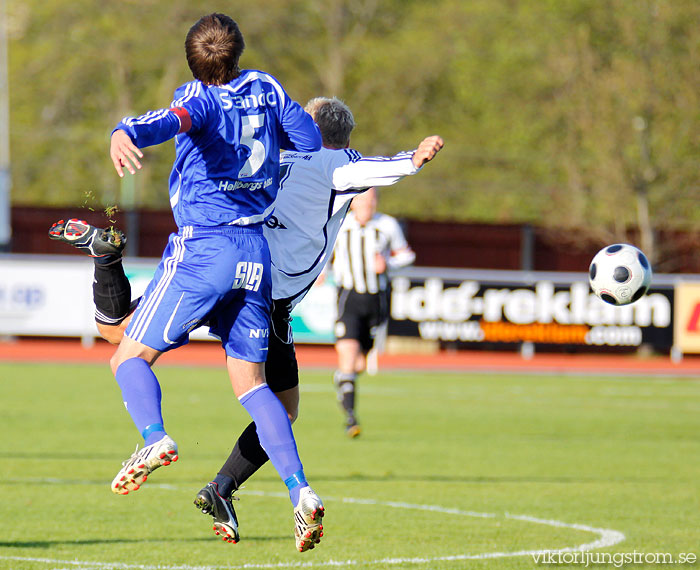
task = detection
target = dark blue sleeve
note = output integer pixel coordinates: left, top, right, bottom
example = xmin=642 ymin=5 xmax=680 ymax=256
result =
xmin=113 ymin=109 xmax=181 ymax=148
xmin=278 ymin=99 xmax=322 ymax=152
xmin=113 ymin=83 xmax=211 ymax=148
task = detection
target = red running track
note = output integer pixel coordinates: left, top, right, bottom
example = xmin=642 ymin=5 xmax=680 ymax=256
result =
xmin=1 ymin=338 xmax=699 ymax=376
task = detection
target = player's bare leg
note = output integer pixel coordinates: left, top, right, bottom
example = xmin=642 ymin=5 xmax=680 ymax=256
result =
xmin=97 ymin=320 xmax=131 ymax=345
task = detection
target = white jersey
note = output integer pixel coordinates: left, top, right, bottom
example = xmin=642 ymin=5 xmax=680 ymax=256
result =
xmin=265 ymin=146 xmax=420 ymax=306
xmin=332 ymin=212 xmax=415 ymax=294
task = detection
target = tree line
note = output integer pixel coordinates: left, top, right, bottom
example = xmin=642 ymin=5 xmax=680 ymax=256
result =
xmin=6 ymin=0 xmax=699 ymax=266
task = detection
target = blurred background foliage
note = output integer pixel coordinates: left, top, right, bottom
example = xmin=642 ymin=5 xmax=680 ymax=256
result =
xmin=5 ymin=0 xmax=699 ymax=259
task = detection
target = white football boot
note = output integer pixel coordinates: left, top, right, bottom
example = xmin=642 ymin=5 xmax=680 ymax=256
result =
xmin=111 ymin=435 xmax=178 ymax=495
xmin=293 ymin=486 xmax=325 ymax=552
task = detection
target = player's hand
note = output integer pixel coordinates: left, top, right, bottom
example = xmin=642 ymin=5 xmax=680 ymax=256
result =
xmin=374 ymin=253 xmax=387 ymax=274
xmin=412 ymin=135 xmax=444 ymax=168
xmin=110 ymin=129 xmax=144 ymax=177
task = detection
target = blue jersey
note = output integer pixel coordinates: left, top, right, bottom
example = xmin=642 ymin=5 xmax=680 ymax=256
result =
xmin=115 ymin=70 xmax=321 ymax=228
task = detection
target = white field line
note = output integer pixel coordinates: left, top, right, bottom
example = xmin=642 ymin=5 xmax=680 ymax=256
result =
xmin=0 ymin=485 xmax=625 ymax=569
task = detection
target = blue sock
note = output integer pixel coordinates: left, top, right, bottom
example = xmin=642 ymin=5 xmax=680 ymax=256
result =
xmin=115 ymin=357 xmax=167 ymax=446
xmin=239 ymin=384 xmax=308 ymax=506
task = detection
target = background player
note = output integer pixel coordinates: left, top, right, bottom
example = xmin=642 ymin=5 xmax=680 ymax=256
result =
xmin=330 ymin=187 xmax=415 ymax=436
xmin=50 ymin=96 xmax=443 ymax=547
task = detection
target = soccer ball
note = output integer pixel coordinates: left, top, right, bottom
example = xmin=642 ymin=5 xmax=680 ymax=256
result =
xmin=589 ymin=244 xmax=652 ymax=306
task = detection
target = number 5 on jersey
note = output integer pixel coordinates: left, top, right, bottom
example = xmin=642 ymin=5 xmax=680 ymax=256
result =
xmin=239 ymin=114 xmax=265 ymax=177
xmin=233 ymin=261 xmax=264 ymax=292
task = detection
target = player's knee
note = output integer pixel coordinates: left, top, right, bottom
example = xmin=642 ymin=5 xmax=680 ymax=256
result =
xmin=355 ymin=354 xmax=367 ymax=374
xmin=97 ymin=323 xmax=124 ymax=345
xmin=109 ymin=342 xmax=138 ymax=374
xmin=109 ymin=352 xmax=122 ymax=375
xmin=279 ymin=397 xmax=299 ymax=423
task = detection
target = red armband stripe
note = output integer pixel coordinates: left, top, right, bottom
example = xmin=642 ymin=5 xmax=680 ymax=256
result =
xmin=170 ymin=107 xmax=192 ymax=134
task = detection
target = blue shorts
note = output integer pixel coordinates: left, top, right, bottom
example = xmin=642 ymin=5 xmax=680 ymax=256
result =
xmin=125 ymin=225 xmax=272 ymax=362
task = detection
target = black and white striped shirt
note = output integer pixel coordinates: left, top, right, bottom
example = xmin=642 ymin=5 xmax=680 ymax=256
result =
xmin=332 ymin=212 xmax=415 ymax=294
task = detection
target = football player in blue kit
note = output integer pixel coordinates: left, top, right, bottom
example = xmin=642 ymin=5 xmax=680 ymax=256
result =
xmin=104 ymin=13 xmax=325 ymax=550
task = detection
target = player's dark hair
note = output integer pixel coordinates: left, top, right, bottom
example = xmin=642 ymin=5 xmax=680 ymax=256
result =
xmin=185 ymin=13 xmax=245 ymax=85
xmin=305 ymin=97 xmax=355 ymax=148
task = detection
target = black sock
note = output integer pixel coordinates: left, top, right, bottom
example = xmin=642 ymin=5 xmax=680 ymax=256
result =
xmin=334 ymin=371 xmax=357 ymax=423
xmin=215 ymin=421 xmax=269 ymax=497
xmin=94 ymin=252 xmax=121 ymax=266
xmin=93 ymin=258 xmax=132 ymax=325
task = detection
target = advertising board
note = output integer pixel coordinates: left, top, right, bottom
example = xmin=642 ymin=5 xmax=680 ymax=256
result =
xmin=387 ymin=268 xmax=675 ymax=352
xmin=1 ymin=257 xmax=695 ymax=354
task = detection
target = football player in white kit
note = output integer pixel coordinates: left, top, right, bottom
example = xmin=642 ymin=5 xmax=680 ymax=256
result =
xmin=49 ymin=97 xmax=443 ymax=546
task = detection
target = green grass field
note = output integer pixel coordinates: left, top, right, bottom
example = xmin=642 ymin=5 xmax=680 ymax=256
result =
xmin=0 ymin=361 xmax=698 ymax=570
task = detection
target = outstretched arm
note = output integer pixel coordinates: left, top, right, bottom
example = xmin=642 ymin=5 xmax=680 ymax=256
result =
xmin=331 ymin=135 xmax=445 ymax=191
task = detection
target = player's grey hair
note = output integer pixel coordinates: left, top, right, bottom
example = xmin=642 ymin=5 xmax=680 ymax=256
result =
xmin=304 ymin=97 xmax=355 ymax=148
